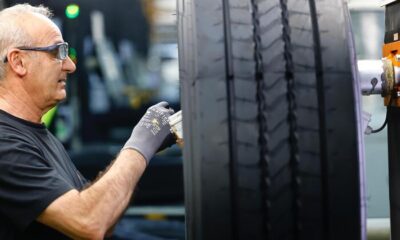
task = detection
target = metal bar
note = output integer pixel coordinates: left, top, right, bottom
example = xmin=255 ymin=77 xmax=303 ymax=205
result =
xmin=125 ymin=206 xmax=185 ymax=217
xmin=358 ymin=60 xmax=383 ymax=96
xmin=387 ymin=106 xmax=400 ymax=240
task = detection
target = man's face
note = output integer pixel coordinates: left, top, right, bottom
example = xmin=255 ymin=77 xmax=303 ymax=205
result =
xmin=23 ymin=13 xmax=76 ymax=109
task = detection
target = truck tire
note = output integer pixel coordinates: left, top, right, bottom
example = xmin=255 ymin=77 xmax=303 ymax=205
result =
xmin=178 ymin=0 xmax=365 ymax=239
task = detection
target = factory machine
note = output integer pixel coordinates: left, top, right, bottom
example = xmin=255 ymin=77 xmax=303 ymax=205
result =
xmin=361 ymin=0 xmax=400 ymax=238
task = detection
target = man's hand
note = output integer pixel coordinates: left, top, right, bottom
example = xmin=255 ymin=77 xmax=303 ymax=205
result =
xmin=123 ymin=101 xmax=175 ymax=164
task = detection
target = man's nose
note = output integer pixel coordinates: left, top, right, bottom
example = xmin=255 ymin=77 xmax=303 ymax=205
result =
xmin=63 ymin=56 xmax=76 ymax=74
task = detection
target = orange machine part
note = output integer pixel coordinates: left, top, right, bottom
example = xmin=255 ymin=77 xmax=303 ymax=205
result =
xmin=383 ymin=41 xmax=400 ymax=106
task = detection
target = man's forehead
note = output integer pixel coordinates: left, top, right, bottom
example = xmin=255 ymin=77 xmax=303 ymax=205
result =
xmin=21 ymin=12 xmax=63 ymax=44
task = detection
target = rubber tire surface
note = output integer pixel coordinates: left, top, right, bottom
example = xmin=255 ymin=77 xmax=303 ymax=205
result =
xmin=178 ymin=0 xmax=362 ymax=239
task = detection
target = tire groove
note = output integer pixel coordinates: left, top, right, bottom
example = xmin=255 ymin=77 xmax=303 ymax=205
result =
xmin=308 ymin=1 xmax=329 ymax=237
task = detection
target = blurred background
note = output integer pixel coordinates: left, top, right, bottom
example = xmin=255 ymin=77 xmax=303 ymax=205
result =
xmin=0 ymin=0 xmax=392 ymax=239
xmin=349 ymin=0 xmax=389 ymax=222
xmin=349 ymin=1 xmax=390 ymax=238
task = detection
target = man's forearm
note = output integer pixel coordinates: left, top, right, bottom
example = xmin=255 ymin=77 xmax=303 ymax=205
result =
xmin=80 ymin=149 xmax=146 ymax=231
xmin=38 ymin=149 xmax=146 ymax=239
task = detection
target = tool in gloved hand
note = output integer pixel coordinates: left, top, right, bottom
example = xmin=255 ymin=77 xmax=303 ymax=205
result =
xmin=157 ymin=110 xmax=184 ymax=151
xmin=123 ymin=101 xmax=175 ymax=164
xmin=168 ymin=110 xmax=184 ymax=147
xmin=168 ymin=110 xmax=183 ymax=139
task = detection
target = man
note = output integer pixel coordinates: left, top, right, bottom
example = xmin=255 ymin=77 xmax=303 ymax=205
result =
xmin=0 ymin=4 xmax=175 ymax=239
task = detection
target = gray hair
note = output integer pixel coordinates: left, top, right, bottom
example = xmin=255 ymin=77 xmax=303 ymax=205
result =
xmin=0 ymin=4 xmax=53 ymax=80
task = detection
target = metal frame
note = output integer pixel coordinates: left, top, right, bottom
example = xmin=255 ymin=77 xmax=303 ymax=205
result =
xmin=387 ymin=107 xmax=400 ymax=239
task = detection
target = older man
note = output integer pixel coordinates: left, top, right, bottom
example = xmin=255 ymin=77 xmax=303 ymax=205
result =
xmin=0 ymin=4 xmax=175 ymax=239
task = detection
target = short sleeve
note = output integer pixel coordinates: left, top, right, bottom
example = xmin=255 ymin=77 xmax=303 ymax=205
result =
xmin=0 ymin=136 xmax=73 ymax=231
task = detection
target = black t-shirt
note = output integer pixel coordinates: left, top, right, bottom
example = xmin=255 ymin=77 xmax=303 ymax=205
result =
xmin=0 ymin=110 xmax=88 ymax=239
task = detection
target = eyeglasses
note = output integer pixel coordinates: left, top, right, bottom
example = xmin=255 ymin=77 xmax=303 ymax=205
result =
xmin=3 ymin=42 xmax=69 ymax=63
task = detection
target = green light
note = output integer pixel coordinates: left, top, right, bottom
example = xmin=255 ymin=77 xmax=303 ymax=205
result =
xmin=65 ymin=4 xmax=80 ymax=19
xmin=69 ymin=47 xmax=77 ymax=63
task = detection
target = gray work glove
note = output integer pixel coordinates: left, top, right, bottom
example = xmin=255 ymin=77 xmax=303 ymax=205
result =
xmin=123 ymin=101 xmax=175 ymax=164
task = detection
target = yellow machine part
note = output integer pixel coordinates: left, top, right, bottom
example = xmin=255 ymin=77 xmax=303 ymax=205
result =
xmin=383 ymin=41 xmax=400 ymax=106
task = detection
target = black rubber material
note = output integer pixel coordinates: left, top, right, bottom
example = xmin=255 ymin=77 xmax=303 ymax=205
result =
xmin=178 ymin=0 xmax=362 ymax=239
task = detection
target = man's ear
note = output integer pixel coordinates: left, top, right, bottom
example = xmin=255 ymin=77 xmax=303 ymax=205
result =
xmin=7 ymin=49 xmax=27 ymax=76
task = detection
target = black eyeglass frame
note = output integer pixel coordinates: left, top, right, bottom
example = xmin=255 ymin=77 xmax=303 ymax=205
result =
xmin=3 ymin=42 xmax=69 ymax=63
